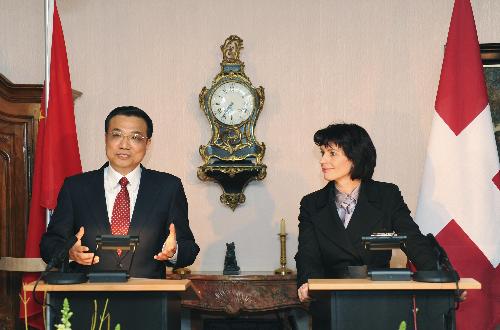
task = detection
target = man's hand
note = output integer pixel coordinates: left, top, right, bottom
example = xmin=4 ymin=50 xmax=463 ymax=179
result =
xmin=298 ymin=283 xmax=311 ymax=303
xmin=154 ymin=223 xmax=177 ymax=261
xmin=68 ymin=226 xmax=99 ymax=265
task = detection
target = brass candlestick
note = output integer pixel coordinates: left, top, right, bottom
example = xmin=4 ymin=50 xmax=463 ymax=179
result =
xmin=173 ymin=267 xmax=191 ymax=275
xmin=274 ymin=233 xmax=293 ymax=275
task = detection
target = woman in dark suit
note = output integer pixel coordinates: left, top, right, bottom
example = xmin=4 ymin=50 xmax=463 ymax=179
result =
xmin=295 ymin=123 xmax=437 ymax=305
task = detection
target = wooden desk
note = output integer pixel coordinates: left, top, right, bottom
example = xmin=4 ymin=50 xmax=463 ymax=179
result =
xmin=167 ymin=271 xmax=302 ymax=329
xmin=308 ymin=278 xmax=481 ymax=330
xmin=308 ymin=277 xmax=481 ymax=291
xmin=168 ymin=271 xmax=301 ymax=313
xmin=25 ymin=277 xmax=190 ymax=292
xmin=25 ymin=278 xmax=191 ymax=330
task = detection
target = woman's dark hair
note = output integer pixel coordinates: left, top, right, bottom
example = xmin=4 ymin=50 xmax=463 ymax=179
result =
xmin=105 ymin=106 xmax=154 ymax=138
xmin=314 ymin=123 xmax=376 ymax=180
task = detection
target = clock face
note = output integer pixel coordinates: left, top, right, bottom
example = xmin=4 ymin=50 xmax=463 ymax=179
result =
xmin=210 ymin=81 xmax=254 ymax=125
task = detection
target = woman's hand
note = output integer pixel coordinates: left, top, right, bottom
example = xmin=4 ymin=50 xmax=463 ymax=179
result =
xmin=298 ymin=283 xmax=311 ymax=302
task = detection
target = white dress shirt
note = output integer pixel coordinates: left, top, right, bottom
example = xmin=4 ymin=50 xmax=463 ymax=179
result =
xmin=104 ymin=165 xmax=141 ymax=220
xmin=104 ymin=165 xmax=177 ymax=263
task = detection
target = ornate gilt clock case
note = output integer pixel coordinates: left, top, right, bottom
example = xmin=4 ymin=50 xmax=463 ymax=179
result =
xmin=198 ymin=35 xmax=266 ymax=210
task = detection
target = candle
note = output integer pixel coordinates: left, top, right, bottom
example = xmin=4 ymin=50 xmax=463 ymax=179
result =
xmin=280 ymin=218 xmax=286 ymax=235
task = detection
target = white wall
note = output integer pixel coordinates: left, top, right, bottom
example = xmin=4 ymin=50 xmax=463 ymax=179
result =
xmin=1 ymin=0 xmax=499 ymax=272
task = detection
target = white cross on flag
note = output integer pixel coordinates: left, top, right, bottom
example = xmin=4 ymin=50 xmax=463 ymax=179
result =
xmin=415 ymin=0 xmax=500 ymax=329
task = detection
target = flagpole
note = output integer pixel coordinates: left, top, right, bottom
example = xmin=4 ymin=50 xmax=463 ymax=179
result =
xmin=44 ymin=0 xmax=50 ymax=114
xmin=44 ymin=0 xmax=54 ymax=227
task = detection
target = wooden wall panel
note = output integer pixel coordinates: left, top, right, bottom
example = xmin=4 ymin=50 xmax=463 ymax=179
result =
xmin=0 ymin=74 xmax=39 ymax=330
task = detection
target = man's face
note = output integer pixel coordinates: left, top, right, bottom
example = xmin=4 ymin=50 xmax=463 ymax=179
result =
xmin=105 ymin=115 xmax=151 ymax=175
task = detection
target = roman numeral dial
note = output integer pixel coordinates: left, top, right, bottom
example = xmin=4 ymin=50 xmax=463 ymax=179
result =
xmin=210 ymin=81 xmax=254 ymax=125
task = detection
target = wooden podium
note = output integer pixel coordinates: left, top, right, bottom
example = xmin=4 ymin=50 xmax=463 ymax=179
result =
xmin=308 ymin=278 xmax=481 ymax=330
xmin=25 ymin=278 xmax=191 ymax=330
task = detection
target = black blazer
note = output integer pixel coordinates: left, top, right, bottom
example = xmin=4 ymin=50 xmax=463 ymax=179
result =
xmin=295 ymin=179 xmax=437 ymax=287
xmin=40 ymin=164 xmax=199 ymax=278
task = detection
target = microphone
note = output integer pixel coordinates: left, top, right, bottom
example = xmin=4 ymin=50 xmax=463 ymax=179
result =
xmin=413 ymin=233 xmax=459 ymax=283
xmin=426 ymin=233 xmax=457 ymax=274
xmin=42 ymin=234 xmax=86 ymax=284
xmin=44 ymin=235 xmax=78 ymax=272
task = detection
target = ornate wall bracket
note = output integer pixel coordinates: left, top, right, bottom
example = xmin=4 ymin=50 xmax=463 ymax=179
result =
xmin=197 ymin=162 xmax=266 ymax=210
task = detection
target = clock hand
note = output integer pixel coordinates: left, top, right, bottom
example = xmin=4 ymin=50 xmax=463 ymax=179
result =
xmin=223 ymin=102 xmax=234 ymax=116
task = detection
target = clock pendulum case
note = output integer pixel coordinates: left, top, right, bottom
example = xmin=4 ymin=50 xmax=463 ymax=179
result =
xmin=198 ymin=35 xmax=266 ymax=210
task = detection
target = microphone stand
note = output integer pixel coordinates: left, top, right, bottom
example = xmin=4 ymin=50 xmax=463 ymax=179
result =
xmin=43 ymin=236 xmax=87 ymax=284
xmin=43 ymin=255 xmax=87 ymax=284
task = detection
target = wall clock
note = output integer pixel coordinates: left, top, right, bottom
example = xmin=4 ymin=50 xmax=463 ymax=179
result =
xmin=198 ymin=35 xmax=266 ymax=210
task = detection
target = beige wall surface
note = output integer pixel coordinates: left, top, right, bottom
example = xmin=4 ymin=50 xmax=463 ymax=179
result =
xmin=1 ymin=0 xmax=499 ymax=272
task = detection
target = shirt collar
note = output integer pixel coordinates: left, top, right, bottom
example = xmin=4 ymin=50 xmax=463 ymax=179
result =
xmin=105 ymin=164 xmax=142 ymax=189
xmin=334 ymin=183 xmax=361 ymax=204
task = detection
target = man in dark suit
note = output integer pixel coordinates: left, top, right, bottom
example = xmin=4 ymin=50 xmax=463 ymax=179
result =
xmin=40 ymin=106 xmax=199 ymax=278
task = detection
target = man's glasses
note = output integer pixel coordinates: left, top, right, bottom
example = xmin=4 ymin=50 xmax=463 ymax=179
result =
xmin=107 ymin=131 xmax=148 ymax=145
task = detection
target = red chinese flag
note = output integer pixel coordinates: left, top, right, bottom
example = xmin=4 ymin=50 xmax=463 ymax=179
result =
xmin=415 ymin=0 xmax=500 ymax=329
xmin=20 ymin=1 xmax=82 ymax=328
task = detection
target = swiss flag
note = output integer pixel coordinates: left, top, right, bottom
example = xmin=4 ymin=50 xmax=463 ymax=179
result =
xmin=415 ymin=0 xmax=500 ymax=329
xmin=19 ymin=1 xmax=82 ymax=328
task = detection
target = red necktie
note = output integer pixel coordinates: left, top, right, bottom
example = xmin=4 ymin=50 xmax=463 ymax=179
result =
xmin=111 ymin=177 xmax=130 ymax=255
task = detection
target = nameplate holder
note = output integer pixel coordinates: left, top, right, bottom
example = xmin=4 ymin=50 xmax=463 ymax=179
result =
xmin=87 ymin=270 xmax=129 ymax=283
xmin=368 ymin=269 xmax=412 ymax=281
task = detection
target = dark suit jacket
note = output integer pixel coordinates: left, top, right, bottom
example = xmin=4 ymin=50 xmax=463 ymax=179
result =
xmin=295 ymin=179 xmax=437 ymax=287
xmin=40 ymin=164 xmax=199 ymax=279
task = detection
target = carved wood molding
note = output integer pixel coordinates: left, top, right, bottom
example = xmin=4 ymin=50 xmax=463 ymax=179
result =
xmin=168 ymin=272 xmax=302 ymax=315
xmin=0 ymin=73 xmax=81 ymax=103
xmin=480 ymin=43 xmax=500 ymax=65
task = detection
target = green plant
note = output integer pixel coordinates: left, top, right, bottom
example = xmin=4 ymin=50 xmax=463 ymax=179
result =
xmin=55 ymin=298 xmax=73 ymax=330
xmin=398 ymin=320 xmax=407 ymax=330
xmin=21 ymin=292 xmax=121 ymax=330
xmin=20 ymin=283 xmax=47 ymax=330
xmin=90 ymin=298 xmax=120 ymax=330
xmin=19 ymin=283 xmax=30 ymax=330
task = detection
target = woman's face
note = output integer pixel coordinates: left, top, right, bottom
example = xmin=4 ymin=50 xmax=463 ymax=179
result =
xmin=320 ymin=144 xmax=354 ymax=182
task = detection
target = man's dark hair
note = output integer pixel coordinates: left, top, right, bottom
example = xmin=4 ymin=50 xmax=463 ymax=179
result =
xmin=105 ymin=106 xmax=153 ymax=138
xmin=313 ymin=123 xmax=377 ymax=180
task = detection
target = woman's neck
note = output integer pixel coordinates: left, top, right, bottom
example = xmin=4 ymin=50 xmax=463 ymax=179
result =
xmin=335 ymin=178 xmax=361 ymax=194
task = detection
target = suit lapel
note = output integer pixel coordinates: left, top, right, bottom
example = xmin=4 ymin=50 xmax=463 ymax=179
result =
xmin=128 ymin=167 xmax=162 ymax=236
xmin=84 ymin=165 xmax=111 ymax=234
xmin=345 ymin=180 xmax=384 ymax=263
xmin=346 ymin=180 xmax=384 ymax=237
xmin=314 ymin=183 xmax=360 ymax=258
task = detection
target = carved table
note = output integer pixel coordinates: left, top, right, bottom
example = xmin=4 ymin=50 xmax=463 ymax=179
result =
xmin=167 ymin=271 xmax=303 ymax=329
